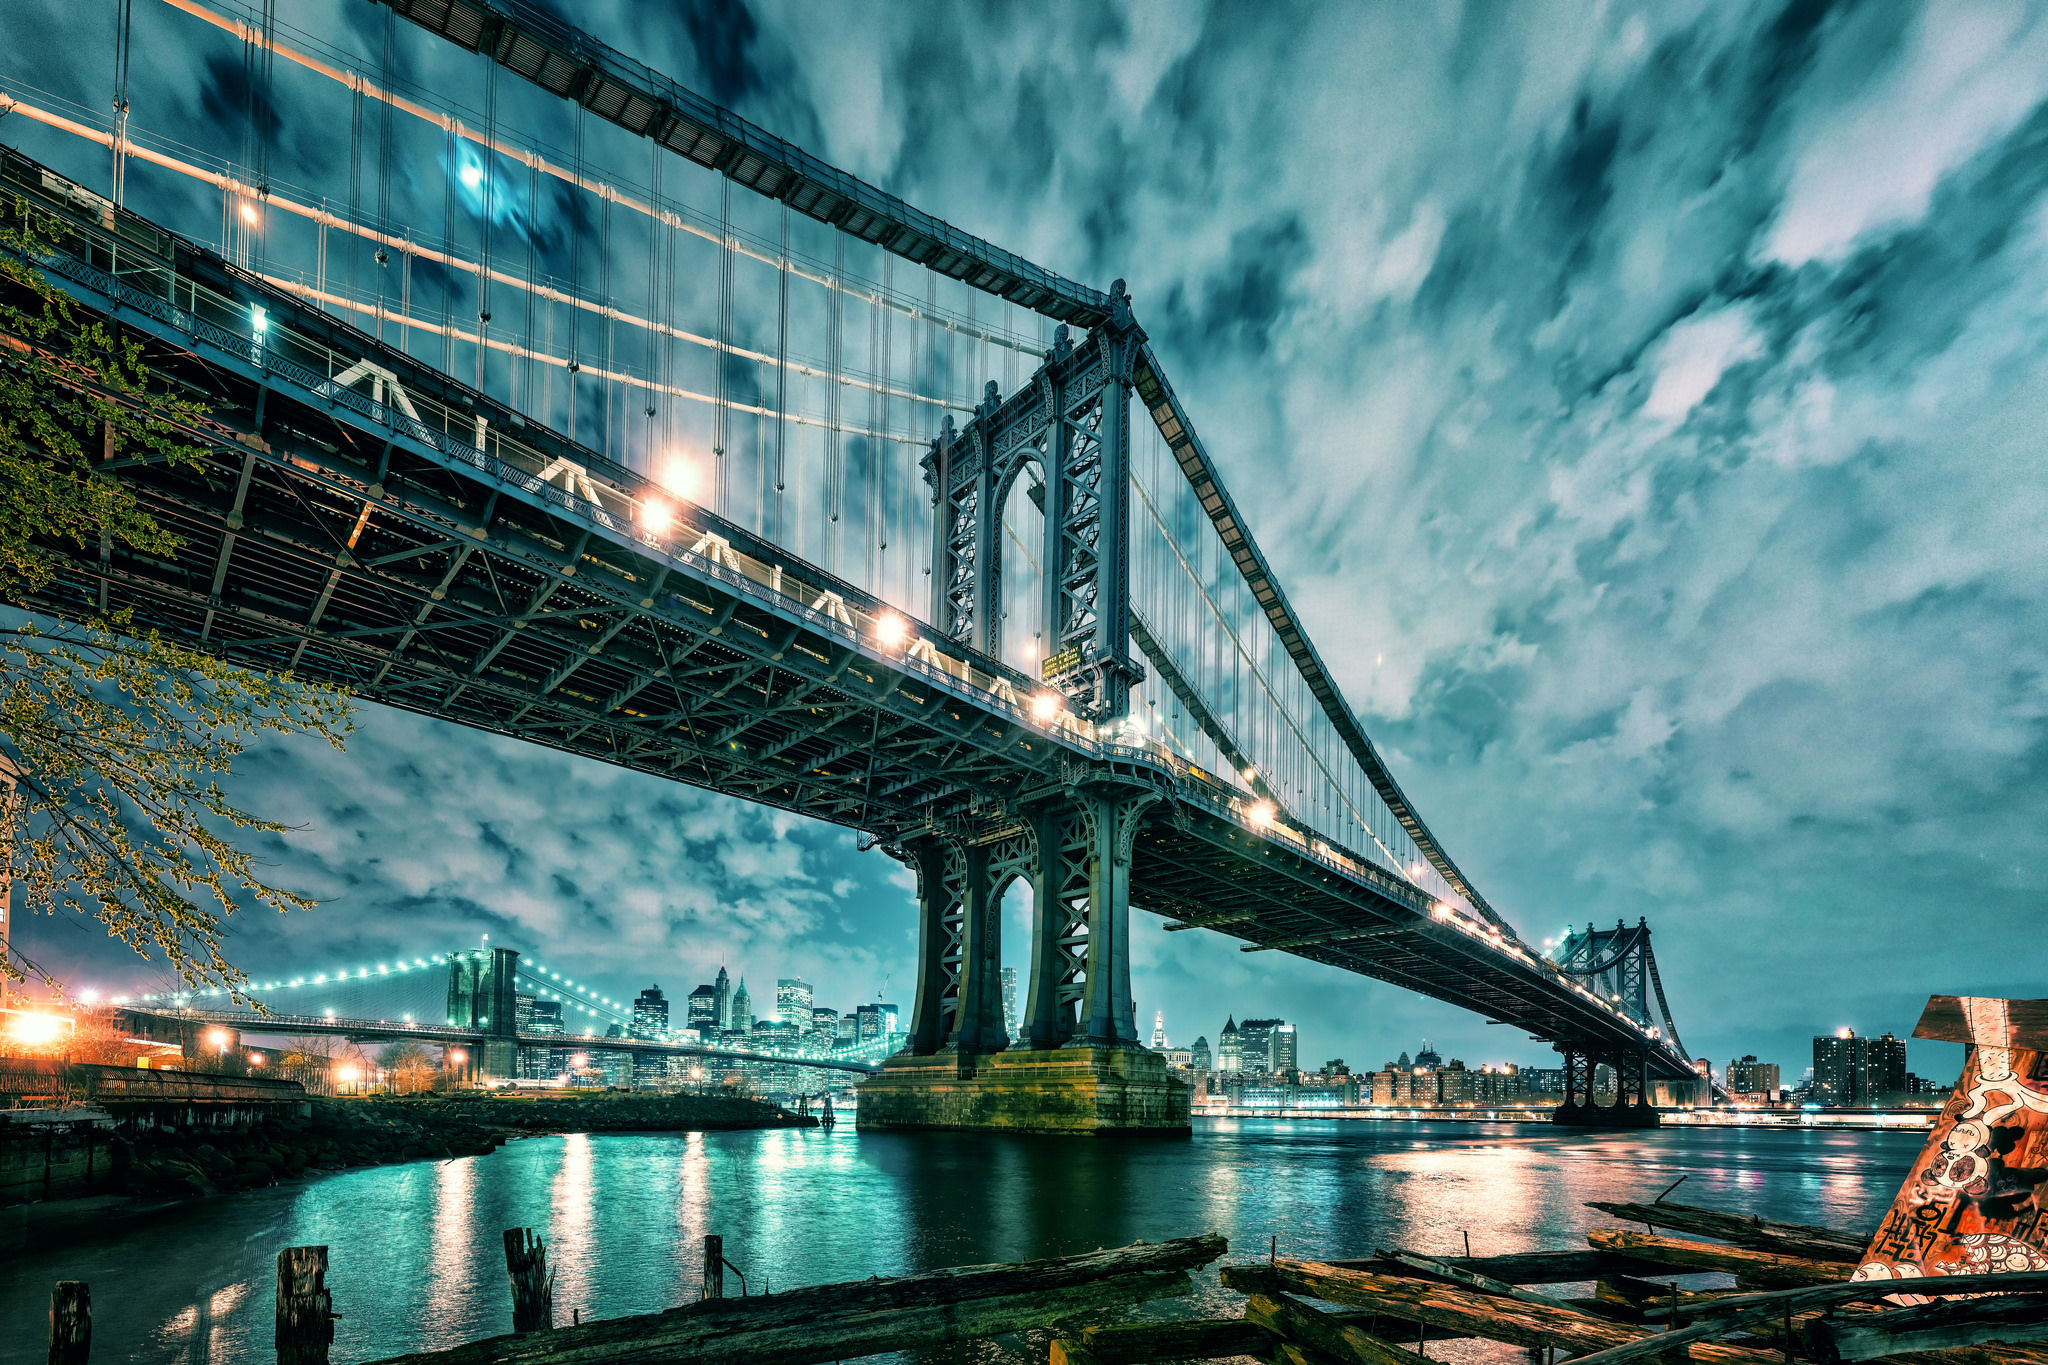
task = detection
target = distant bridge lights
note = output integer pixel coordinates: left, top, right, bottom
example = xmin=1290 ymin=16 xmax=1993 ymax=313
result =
xmin=1247 ymin=801 xmax=1277 ymax=829
xmin=874 ymin=613 xmax=908 ymax=648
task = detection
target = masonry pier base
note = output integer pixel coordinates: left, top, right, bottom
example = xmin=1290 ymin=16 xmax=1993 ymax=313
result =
xmin=856 ymin=1047 xmax=1190 ymax=1135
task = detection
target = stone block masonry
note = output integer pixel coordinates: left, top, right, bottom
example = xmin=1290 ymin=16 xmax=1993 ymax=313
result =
xmin=856 ymin=1047 xmax=1191 ymax=1135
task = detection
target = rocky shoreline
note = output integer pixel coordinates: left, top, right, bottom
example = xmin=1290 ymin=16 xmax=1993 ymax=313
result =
xmin=39 ymin=1090 xmax=817 ymax=1205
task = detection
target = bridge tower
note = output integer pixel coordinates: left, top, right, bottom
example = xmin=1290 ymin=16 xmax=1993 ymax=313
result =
xmin=1549 ymin=919 xmax=1671 ymax=1128
xmin=861 ymin=289 xmax=1186 ymax=1133
xmin=446 ymin=946 xmax=521 ymax=1083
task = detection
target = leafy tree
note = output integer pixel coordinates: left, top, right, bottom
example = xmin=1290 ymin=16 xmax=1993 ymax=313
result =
xmin=0 ymin=200 xmax=352 ymax=1001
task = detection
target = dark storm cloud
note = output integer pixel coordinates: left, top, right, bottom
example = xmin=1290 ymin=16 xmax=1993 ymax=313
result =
xmin=11 ymin=0 xmax=2048 ymax=1085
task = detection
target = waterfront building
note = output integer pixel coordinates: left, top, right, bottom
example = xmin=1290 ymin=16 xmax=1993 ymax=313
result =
xmin=687 ymin=984 xmax=717 ymax=1032
xmin=732 ymin=978 xmax=753 ymax=1031
xmin=1002 ymin=967 xmax=1020 ymax=1043
xmin=1218 ymin=1016 xmax=1242 ymax=1073
xmin=1239 ymin=1019 xmax=1284 ymax=1075
xmin=1814 ymin=1030 xmax=1908 ymax=1106
xmin=1150 ymin=1010 xmax=1168 ymax=1050
xmin=1273 ymin=1023 xmax=1297 ymax=1077
xmin=1191 ymin=1036 xmax=1212 ymax=1071
xmin=713 ymin=965 xmax=732 ymax=1029
xmin=1726 ymin=1055 xmax=1781 ymax=1098
xmin=631 ymin=985 xmax=669 ymax=1040
xmin=777 ymin=977 xmax=813 ymax=1024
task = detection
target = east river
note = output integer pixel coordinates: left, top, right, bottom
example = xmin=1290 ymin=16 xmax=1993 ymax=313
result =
xmin=0 ymin=1119 xmax=1923 ymax=1364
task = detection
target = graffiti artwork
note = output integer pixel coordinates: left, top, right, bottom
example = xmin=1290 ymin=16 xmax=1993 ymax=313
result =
xmin=1853 ymin=997 xmax=2048 ymax=1303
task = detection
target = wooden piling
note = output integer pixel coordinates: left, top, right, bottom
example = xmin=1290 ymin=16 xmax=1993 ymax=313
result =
xmin=701 ymin=1235 xmax=723 ymax=1300
xmin=49 ymin=1281 xmax=89 ymax=1365
xmin=502 ymin=1229 xmax=553 ymax=1334
xmin=276 ymin=1247 xmax=334 ymax=1365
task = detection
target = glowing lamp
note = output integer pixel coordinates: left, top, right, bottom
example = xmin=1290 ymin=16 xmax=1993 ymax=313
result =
xmin=875 ymin=614 xmax=908 ymax=647
xmin=1247 ymin=801 xmax=1277 ymax=828
xmin=7 ymin=1013 xmax=67 ymax=1046
xmin=448 ymin=1050 xmax=466 ymax=1064
xmin=1031 ymin=693 xmax=1061 ymax=720
xmin=337 ymin=1066 xmax=359 ymax=1082
xmin=571 ymin=1054 xmax=588 ymax=1068
xmin=249 ymin=1052 xmax=264 ymax=1065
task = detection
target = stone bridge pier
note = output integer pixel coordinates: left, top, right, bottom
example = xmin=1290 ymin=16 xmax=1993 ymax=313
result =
xmin=857 ymin=783 xmax=1190 ymax=1135
xmin=1551 ymin=1042 xmax=1661 ymax=1127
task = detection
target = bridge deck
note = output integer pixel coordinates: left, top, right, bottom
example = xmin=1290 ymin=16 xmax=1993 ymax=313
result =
xmin=5 ymin=147 xmax=1692 ymax=1080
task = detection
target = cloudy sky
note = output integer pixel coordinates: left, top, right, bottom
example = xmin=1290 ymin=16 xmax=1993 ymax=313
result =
xmin=13 ymin=0 xmax=2048 ymax=1083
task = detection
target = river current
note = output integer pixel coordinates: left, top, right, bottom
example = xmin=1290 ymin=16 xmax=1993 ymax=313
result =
xmin=0 ymin=1119 xmax=1923 ymax=1364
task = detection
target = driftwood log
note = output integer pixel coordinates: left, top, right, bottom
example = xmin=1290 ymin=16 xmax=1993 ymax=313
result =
xmin=1818 ymin=1295 xmax=2048 ymax=1362
xmin=1558 ymin=1269 xmax=2048 ymax=1365
xmin=1219 ymin=1259 xmax=1780 ymax=1363
xmin=1325 ymin=1249 xmax=1665 ymax=1284
xmin=1585 ymin=1199 xmax=1870 ymax=1262
xmin=362 ymin=1234 xmax=1226 ymax=1365
xmin=1244 ymin=1291 xmax=1414 ymax=1365
xmin=1065 ymin=1317 xmax=1275 ymax=1363
xmin=1372 ymin=1248 xmax=1577 ymax=1311
xmin=1585 ymin=1228 xmax=1852 ymax=1288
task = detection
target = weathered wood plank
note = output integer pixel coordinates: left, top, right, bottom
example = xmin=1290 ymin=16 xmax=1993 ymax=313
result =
xmin=49 ymin=1282 xmax=90 ymax=1365
xmin=1245 ymin=1292 xmax=1414 ymax=1365
xmin=1049 ymin=1340 xmax=1107 ymax=1365
xmin=503 ymin=1230 xmax=553 ymax=1335
xmin=276 ymin=1247 xmax=333 ymax=1365
xmin=1226 ymin=1260 xmax=1779 ymax=1363
xmin=1079 ymin=1317 xmax=1275 ymax=1362
xmin=1585 ymin=1200 xmax=1869 ymax=1262
xmin=361 ymin=1235 xmax=1225 ymax=1365
xmin=1374 ymin=1249 xmax=1577 ymax=1311
xmin=1821 ymin=1296 xmax=2048 ymax=1363
xmin=1585 ymin=1229 xmax=1851 ymax=1288
xmin=1325 ymin=1250 xmax=1665 ymax=1284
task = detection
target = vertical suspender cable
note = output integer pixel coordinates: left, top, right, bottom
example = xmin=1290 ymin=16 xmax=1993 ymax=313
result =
xmin=478 ymin=57 xmax=499 ymax=394
xmin=347 ymin=73 xmax=362 ymax=315
xmin=643 ymin=139 xmax=661 ymax=469
xmin=878 ymin=253 xmax=893 ymax=594
xmin=376 ymin=8 xmax=394 ymax=349
xmin=568 ymin=106 xmax=584 ymax=443
xmin=714 ymin=176 xmax=732 ymax=515
xmin=599 ymin=178 xmax=613 ymax=463
xmin=826 ymin=231 xmax=844 ymax=570
xmin=867 ymin=267 xmax=882 ymax=589
xmin=111 ymin=0 xmax=132 ymax=208
xmin=440 ymin=123 xmax=456 ymax=374
xmin=773 ymin=201 xmax=789 ymax=512
xmin=522 ymin=157 xmax=538 ymax=417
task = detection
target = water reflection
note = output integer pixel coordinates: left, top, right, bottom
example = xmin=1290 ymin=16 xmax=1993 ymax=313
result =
xmin=0 ymin=1121 xmax=1922 ymax=1364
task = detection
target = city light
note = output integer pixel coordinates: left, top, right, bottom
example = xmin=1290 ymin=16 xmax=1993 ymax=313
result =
xmin=656 ymin=455 xmax=695 ymax=501
xmin=208 ymin=1029 xmax=230 ymax=1050
xmin=1031 ymin=693 xmax=1061 ymax=720
xmin=448 ymin=1050 xmax=466 ymax=1064
xmin=78 ymin=989 xmax=98 ymax=1004
xmin=874 ymin=614 xmax=908 ymax=647
xmin=337 ymin=1065 xmax=359 ymax=1082
xmin=1247 ymin=800 xmax=1277 ymax=828
xmin=4 ymin=1012 xmax=70 ymax=1046
xmin=640 ymin=498 xmax=674 ymax=536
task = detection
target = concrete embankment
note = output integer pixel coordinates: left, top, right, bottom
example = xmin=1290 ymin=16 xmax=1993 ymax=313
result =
xmin=3 ymin=1089 xmax=813 ymax=1206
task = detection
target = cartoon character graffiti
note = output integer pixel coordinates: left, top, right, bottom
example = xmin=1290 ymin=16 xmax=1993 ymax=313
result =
xmin=1923 ymin=1116 xmax=2047 ymax=1220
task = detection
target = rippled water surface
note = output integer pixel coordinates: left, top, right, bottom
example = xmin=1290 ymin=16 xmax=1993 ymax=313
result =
xmin=0 ymin=1119 xmax=1924 ymax=1364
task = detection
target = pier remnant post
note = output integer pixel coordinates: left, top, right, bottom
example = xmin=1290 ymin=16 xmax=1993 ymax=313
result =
xmin=502 ymin=1229 xmax=553 ymax=1333
xmin=702 ymin=1235 xmax=724 ymax=1300
xmin=275 ymin=1247 xmax=333 ymax=1365
xmin=49 ymin=1281 xmax=90 ymax=1365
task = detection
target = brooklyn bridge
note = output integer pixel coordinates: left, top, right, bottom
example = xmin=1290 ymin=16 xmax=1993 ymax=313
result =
xmin=5 ymin=0 xmax=1706 ymax=1128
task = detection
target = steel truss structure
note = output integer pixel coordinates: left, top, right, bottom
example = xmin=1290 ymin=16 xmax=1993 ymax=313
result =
xmin=6 ymin=130 xmax=1701 ymax=1081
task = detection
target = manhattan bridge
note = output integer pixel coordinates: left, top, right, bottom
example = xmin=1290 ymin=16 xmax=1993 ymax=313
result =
xmin=3 ymin=0 xmax=1706 ymax=1123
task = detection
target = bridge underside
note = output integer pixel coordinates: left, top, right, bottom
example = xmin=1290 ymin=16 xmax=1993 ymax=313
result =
xmin=8 ymin=150 xmax=1694 ymax=1137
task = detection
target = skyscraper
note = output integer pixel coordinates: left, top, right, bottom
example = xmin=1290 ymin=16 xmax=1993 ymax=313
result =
xmin=687 ymin=984 xmax=717 ymax=1034
xmin=732 ymin=978 xmax=753 ymax=1031
xmin=1218 ymin=1017 xmax=1241 ymax=1073
xmin=1151 ymin=1011 xmax=1168 ymax=1050
xmin=811 ymin=1006 xmax=838 ymax=1042
xmin=1727 ymin=1056 xmax=1781 ymax=1097
xmin=1240 ymin=1019 xmax=1285 ymax=1074
xmin=1002 ymin=967 xmax=1020 ymax=1043
xmin=713 ymin=964 xmax=732 ymax=1030
xmin=1191 ymin=1036 xmax=1212 ymax=1071
xmin=1273 ymin=1023 xmax=1297 ymax=1076
xmin=1414 ymin=1040 xmax=1443 ymax=1071
xmin=632 ymin=985 xmax=669 ymax=1040
xmin=777 ymin=977 xmax=813 ymax=1024
xmin=856 ymin=1002 xmax=885 ymax=1041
